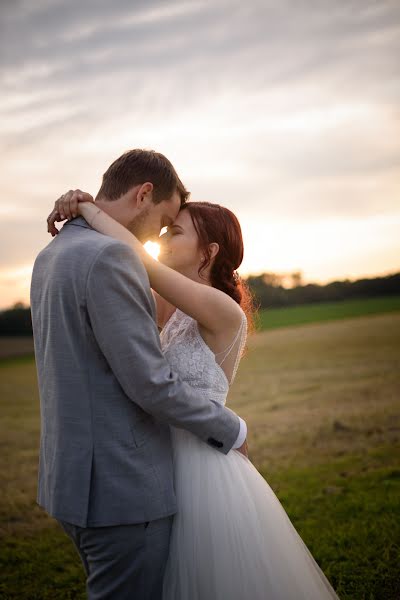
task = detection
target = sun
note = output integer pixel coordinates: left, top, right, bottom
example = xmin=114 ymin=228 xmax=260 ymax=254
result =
xmin=144 ymin=241 xmax=160 ymax=260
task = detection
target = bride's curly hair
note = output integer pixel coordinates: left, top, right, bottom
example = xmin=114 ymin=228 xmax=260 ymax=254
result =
xmin=181 ymin=202 xmax=256 ymax=333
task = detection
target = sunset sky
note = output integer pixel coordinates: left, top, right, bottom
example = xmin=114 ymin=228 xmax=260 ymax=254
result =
xmin=1 ymin=0 xmax=399 ymax=310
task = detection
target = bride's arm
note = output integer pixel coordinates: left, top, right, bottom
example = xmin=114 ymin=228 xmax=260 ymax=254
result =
xmin=79 ymin=203 xmax=242 ymax=335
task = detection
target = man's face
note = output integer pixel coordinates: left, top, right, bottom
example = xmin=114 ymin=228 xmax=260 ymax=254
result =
xmin=129 ymin=189 xmax=181 ymax=243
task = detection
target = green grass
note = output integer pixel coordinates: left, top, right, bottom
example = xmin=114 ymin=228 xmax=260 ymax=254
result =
xmin=0 ymin=529 xmax=86 ymax=600
xmin=257 ymin=294 xmax=400 ymax=331
xmin=2 ymin=295 xmax=400 ymax=362
xmin=263 ymin=445 xmax=400 ymax=600
xmin=1 ymin=311 xmax=400 ymax=598
xmin=1 ymin=446 xmax=398 ymax=600
xmin=0 ymin=354 xmax=36 ymax=367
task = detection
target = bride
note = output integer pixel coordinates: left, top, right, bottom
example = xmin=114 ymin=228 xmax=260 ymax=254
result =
xmin=48 ymin=192 xmax=340 ymax=599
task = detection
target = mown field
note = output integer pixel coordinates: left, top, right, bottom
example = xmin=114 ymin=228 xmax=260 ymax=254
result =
xmin=257 ymin=294 xmax=400 ymax=330
xmin=0 ymin=337 xmax=34 ymax=360
xmin=1 ymin=298 xmax=399 ymax=599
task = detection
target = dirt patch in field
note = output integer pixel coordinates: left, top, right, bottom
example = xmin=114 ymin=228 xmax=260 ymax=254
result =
xmin=230 ymin=312 xmax=400 ymax=471
xmin=0 ymin=337 xmax=34 ymax=359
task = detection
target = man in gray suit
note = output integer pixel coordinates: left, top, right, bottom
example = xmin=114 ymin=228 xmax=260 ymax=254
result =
xmin=30 ymin=149 xmax=248 ymax=599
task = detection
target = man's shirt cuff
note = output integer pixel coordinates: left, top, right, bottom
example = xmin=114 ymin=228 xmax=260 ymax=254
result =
xmin=232 ymin=417 xmax=247 ymax=449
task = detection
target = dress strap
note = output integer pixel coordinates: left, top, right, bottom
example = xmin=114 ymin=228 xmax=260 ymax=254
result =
xmin=215 ymin=311 xmax=248 ymax=384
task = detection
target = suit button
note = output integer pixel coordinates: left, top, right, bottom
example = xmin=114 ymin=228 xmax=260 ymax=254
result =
xmin=207 ymin=437 xmax=223 ymax=448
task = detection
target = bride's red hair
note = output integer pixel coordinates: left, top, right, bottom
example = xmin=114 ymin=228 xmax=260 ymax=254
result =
xmin=181 ymin=202 xmax=255 ymax=332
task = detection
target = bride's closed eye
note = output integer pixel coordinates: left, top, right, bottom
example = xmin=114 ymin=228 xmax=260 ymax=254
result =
xmin=170 ymin=225 xmax=183 ymax=234
xmin=164 ymin=225 xmax=182 ymax=238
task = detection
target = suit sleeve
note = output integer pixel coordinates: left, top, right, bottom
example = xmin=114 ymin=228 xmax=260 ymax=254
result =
xmin=86 ymin=240 xmax=241 ymax=454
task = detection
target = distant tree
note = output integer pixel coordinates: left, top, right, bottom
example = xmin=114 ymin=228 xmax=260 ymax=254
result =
xmin=290 ymin=271 xmax=303 ymax=288
xmin=1 ymin=272 xmax=399 ymax=334
xmin=12 ymin=301 xmax=26 ymax=309
xmin=0 ymin=306 xmax=32 ymax=336
xmin=262 ymin=272 xmax=284 ymax=287
xmin=245 ymin=271 xmax=400 ymax=309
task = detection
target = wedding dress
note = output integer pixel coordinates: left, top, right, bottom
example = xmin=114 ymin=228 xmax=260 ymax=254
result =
xmin=160 ymin=308 xmax=340 ymax=599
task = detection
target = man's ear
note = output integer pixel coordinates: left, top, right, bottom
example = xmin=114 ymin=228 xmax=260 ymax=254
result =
xmin=209 ymin=242 xmax=219 ymax=260
xmin=135 ymin=182 xmax=154 ymax=209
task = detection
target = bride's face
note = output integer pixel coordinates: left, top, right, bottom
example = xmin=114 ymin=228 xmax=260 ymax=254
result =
xmin=158 ymin=209 xmax=203 ymax=276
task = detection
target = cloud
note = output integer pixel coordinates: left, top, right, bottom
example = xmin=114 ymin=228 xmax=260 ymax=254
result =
xmin=0 ymin=0 xmax=399 ymax=308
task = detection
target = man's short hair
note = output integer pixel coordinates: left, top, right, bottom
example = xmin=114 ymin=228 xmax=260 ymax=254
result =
xmin=96 ymin=149 xmax=189 ymax=206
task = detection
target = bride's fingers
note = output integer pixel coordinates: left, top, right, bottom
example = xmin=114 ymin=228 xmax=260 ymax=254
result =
xmin=66 ymin=189 xmax=94 ymax=218
xmin=46 ymin=193 xmax=74 ymax=236
xmin=47 ymin=208 xmax=60 ymax=236
xmin=55 ymin=199 xmax=65 ymax=221
xmin=60 ymin=189 xmax=85 ymax=220
xmin=69 ymin=189 xmax=85 ymax=218
xmin=51 ymin=188 xmax=94 ymax=228
xmin=59 ymin=190 xmax=75 ymax=221
xmin=51 ymin=196 xmax=65 ymax=221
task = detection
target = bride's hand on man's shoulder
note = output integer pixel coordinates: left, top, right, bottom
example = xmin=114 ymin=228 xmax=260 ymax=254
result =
xmin=47 ymin=189 xmax=95 ymax=236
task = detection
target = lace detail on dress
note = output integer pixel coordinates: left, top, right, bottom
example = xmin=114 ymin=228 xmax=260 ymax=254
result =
xmin=160 ymin=308 xmax=247 ymax=405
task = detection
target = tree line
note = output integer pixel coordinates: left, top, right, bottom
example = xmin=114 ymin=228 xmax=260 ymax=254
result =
xmin=1 ymin=271 xmax=399 ymax=336
xmin=246 ymin=270 xmax=400 ymax=310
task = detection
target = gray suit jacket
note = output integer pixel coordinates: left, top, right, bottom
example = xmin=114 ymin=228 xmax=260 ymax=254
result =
xmin=30 ymin=216 xmax=240 ymax=527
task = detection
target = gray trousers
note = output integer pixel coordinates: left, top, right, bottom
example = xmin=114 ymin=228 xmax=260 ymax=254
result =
xmin=59 ymin=516 xmax=173 ymax=600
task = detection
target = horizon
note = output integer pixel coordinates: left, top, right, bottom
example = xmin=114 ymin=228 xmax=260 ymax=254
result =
xmin=1 ymin=266 xmax=398 ymax=313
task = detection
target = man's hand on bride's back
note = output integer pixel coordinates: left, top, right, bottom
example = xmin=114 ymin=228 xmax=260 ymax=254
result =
xmin=47 ymin=189 xmax=95 ymax=236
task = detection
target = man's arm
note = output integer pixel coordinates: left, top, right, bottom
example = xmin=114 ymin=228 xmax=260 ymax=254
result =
xmin=86 ymin=240 xmax=245 ymax=455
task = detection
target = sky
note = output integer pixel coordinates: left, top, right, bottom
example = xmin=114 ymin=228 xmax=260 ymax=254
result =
xmin=1 ymin=0 xmax=399 ymax=309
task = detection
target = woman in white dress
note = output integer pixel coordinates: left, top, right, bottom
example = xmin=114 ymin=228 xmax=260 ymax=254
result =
xmin=49 ymin=192 xmax=340 ymax=599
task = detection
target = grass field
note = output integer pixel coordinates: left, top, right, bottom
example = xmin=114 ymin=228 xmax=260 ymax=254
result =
xmin=257 ymin=294 xmax=400 ymax=330
xmin=1 ymin=302 xmax=399 ymax=598
xmin=0 ymin=337 xmax=34 ymax=360
xmin=2 ymin=296 xmax=400 ymax=361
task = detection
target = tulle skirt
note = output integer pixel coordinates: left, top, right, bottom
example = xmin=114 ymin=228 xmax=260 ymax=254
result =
xmin=162 ymin=427 xmax=340 ymax=600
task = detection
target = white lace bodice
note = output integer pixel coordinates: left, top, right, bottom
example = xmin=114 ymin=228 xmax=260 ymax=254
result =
xmin=160 ymin=308 xmax=247 ymax=406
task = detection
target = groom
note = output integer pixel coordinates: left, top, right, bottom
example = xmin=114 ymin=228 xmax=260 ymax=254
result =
xmin=30 ymin=149 xmax=248 ymax=600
